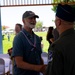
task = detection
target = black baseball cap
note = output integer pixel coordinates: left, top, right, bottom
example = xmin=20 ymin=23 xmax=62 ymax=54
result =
xmin=22 ymin=11 xmax=39 ymax=19
xmin=56 ymin=4 xmax=75 ymax=22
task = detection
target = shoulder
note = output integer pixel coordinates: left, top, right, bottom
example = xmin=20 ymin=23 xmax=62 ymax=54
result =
xmin=13 ymin=32 xmax=24 ymax=43
xmin=34 ymin=33 xmax=41 ymax=43
xmin=50 ymin=39 xmax=63 ymax=52
xmin=34 ymin=33 xmax=40 ymax=39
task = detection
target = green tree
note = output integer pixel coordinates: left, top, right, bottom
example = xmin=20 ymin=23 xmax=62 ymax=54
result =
xmin=52 ymin=0 xmax=75 ymax=12
xmin=35 ymin=21 xmax=43 ymax=31
xmin=36 ymin=21 xmax=43 ymax=28
xmin=2 ymin=25 xmax=6 ymax=30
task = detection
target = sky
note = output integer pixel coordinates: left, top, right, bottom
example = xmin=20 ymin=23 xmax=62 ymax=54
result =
xmin=1 ymin=5 xmax=56 ymax=29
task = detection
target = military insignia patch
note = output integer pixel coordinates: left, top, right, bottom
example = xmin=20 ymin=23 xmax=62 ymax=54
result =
xmin=48 ymin=50 xmax=53 ymax=63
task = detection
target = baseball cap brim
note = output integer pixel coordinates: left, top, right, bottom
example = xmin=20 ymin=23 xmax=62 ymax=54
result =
xmin=27 ymin=15 xmax=39 ymax=18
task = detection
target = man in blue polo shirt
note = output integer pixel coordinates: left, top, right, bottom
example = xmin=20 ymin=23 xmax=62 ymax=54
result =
xmin=12 ymin=11 xmax=46 ymax=75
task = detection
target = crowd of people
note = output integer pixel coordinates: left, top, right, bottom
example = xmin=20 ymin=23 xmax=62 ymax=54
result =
xmin=7 ymin=3 xmax=75 ymax=75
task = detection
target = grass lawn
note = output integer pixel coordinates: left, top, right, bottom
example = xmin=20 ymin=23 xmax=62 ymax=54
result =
xmin=2 ymin=34 xmax=15 ymax=54
xmin=2 ymin=32 xmax=49 ymax=54
xmin=35 ymin=32 xmax=49 ymax=52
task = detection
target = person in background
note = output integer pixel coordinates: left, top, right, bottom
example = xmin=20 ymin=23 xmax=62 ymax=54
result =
xmin=46 ymin=27 xmax=54 ymax=52
xmin=52 ymin=28 xmax=59 ymax=41
xmin=45 ymin=4 xmax=75 ymax=75
xmin=8 ymin=23 xmax=22 ymax=56
xmin=8 ymin=47 xmax=13 ymax=56
xmin=15 ymin=23 xmax=22 ymax=35
xmin=46 ymin=27 xmax=54 ymax=45
xmin=39 ymin=36 xmax=43 ymax=42
xmin=7 ymin=33 xmax=10 ymax=41
xmin=39 ymin=36 xmax=43 ymax=50
xmin=12 ymin=11 xmax=46 ymax=75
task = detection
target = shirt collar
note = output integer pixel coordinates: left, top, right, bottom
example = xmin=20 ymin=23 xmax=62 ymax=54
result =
xmin=22 ymin=28 xmax=34 ymax=37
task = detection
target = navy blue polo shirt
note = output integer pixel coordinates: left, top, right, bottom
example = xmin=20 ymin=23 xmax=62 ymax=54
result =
xmin=12 ymin=28 xmax=42 ymax=75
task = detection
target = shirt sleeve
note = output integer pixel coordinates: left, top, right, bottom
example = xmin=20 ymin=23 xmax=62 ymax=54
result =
xmin=12 ymin=35 xmax=24 ymax=57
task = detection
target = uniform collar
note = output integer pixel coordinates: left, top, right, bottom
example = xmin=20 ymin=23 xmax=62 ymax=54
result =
xmin=51 ymin=28 xmax=74 ymax=47
xmin=59 ymin=28 xmax=74 ymax=38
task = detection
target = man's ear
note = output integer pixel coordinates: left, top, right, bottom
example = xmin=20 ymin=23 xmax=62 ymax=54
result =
xmin=57 ymin=19 xmax=61 ymax=26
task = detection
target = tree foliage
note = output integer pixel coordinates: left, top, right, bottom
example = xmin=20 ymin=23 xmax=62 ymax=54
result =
xmin=2 ymin=26 xmax=6 ymax=30
xmin=36 ymin=21 xmax=43 ymax=28
xmin=52 ymin=0 xmax=75 ymax=12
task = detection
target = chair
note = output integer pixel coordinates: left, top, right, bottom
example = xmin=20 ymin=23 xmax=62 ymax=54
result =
xmin=4 ymin=58 xmax=11 ymax=75
xmin=0 ymin=54 xmax=10 ymax=58
xmin=0 ymin=54 xmax=11 ymax=75
xmin=0 ymin=58 xmax=5 ymax=75
xmin=9 ymin=60 xmax=12 ymax=75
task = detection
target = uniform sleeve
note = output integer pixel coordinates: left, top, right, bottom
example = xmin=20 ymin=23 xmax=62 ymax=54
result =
xmin=12 ymin=35 xmax=24 ymax=57
xmin=45 ymin=48 xmax=64 ymax=75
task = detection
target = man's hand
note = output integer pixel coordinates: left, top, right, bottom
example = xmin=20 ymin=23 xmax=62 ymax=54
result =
xmin=40 ymin=65 xmax=47 ymax=74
